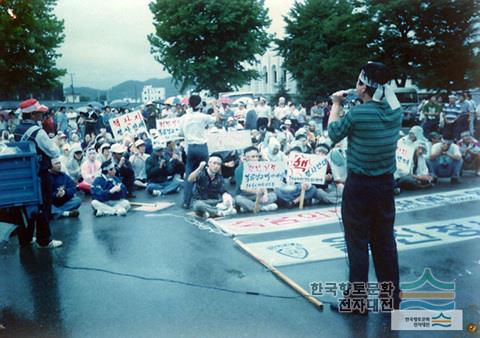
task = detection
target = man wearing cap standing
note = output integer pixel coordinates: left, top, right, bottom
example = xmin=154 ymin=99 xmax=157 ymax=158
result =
xmin=111 ymin=143 xmax=136 ymax=198
xmin=91 ymin=159 xmax=130 ymax=216
xmin=179 ymin=95 xmax=218 ymax=208
xmin=328 ymin=62 xmax=403 ymax=314
xmin=14 ymin=99 xmax=63 ymax=248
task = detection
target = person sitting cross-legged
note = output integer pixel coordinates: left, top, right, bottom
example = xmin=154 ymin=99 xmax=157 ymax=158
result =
xmin=189 ymin=155 xmax=236 ymax=218
xmin=234 ymin=146 xmax=277 ymax=213
xmin=49 ymin=157 xmax=81 ymax=218
xmin=428 ymin=137 xmax=463 ymax=184
xmin=145 ymin=143 xmax=182 ymax=196
xmin=91 ymin=159 xmax=131 ymax=216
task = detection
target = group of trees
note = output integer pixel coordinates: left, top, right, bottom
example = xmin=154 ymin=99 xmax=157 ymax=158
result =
xmin=1 ymin=0 xmax=479 ymax=103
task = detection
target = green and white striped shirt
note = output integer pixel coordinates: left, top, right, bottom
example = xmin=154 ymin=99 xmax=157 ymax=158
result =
xmin=328 ymin=101 xmax=403 ymax=176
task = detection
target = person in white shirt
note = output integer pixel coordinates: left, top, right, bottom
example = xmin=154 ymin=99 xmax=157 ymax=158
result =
xmin=179 ymin=95 xmax=218 ymax=208
xmin=395 ymin=142 xmax=434 ymax=191
xmin=130 ymin=139 xmax=150 ymax=188
xmin=255 ymin=97 xmax=271 ymax=130
xmin=428 ymin=137 xmax=463 ymax=184
xmin=272 ymin=97 xmax=289 ymax=130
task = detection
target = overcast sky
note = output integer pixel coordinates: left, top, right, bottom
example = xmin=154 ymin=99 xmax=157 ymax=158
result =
xmin=54 ymin=0 xmax=296 ymax=90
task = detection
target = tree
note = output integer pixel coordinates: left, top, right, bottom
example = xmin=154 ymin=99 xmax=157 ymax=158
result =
xmin=270 ymin=78 xmax=291 ymax=107
xmin=0 ymin=0 xmax=66 ymax=100
xmin=276 ymin=0 xmax=377 ymax=104
xmin=148 ymin=0 xmax=272 ymax=96
xmin=369 ymin=0 xmax=480 ymax=90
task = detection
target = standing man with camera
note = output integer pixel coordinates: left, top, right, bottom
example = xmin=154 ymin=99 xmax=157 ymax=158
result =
xmin=327 ymin=62 xmax=403 ymax=314
xmin=14 ymin=99 xmax=63 ymax=248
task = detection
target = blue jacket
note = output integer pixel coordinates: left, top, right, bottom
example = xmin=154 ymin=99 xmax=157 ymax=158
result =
xmin=49 ymin=171 xmax=77 ymax=206
xmin=91 ymin=174 xmax=128 ymax=202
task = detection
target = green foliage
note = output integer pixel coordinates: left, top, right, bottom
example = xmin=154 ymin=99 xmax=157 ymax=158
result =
xmin=276 ymin=0 xmax=377 ymax=103
xmin=270 ymin=78 xmax=291 ymax=106
xmin=0 ymin=0 xmax=66 ymax=99
xmin=369 ymin=0 xmax=480 ymax=90
xmin=148 ymin=0 xmax=272 ymax=95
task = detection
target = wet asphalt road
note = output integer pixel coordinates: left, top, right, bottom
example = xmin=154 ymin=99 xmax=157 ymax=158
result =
xmin=0 ymin=175 xmax=479 ymax=338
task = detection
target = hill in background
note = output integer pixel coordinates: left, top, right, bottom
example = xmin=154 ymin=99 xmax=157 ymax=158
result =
xmin=65 ymin=77 xmax=180 ymax=102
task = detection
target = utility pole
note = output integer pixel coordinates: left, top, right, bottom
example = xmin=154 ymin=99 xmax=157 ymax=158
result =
xmin=69 ymin=73 xmax=75 ymax=96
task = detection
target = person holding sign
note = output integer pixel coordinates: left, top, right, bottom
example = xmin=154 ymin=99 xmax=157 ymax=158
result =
xmin=234 ymin=146 xmax=278 ymax=213
xmin=328 ymin=61 xmax=403 ymax=314
xmin=189 ymin=155 xmax=236 ymax=218
xmin=395 ymin=142 xmax=433 ymax=191
xmin=180 ymin=95 xmax=218 ymax=209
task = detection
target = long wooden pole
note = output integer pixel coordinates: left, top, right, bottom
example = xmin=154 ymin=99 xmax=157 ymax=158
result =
xmin=253 ymin=194 xmax=261 ymax=214
xmin=299 ymin=185 xmax=306 ymax=209
xmin=234 ymin=239 xmax=323 ymax=310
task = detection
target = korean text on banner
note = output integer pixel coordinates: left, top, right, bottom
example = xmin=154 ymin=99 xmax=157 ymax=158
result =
xmin=287 ymin=153 xmax=328 ymax=185
xmin=207 ymin=130 xmax=252 ymax=153
xmin=156 ymin=118 xmax=181 ymax=141
xmin=110 ymin=111 xmax=148 ymax=140
xmin=396 ymin=142 xmax=415 ymax=174
xmin=241 ymin=161 xmax=285 ymax=190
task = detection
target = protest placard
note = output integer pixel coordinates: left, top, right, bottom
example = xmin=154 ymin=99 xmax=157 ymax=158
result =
xmin=287 ymin=153 xmax=328 ymax=185
xmin=241 ymin=161 xmax=285 ymax=190
xmin=207 ymin=130 xmax=252 ymax=153
xmin=396 ymin=141 xmax=415 ymax=174
xmin=156 ymin=118 xmax=182 ymax=141
xmin=109 ymin=111 xmax=148 ymax=140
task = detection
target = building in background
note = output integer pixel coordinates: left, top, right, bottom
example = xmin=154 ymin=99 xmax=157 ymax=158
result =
xmin=142 ymin=85 xmax=165 ymax=103
xmin=237 ymin=49 xmax=297 ymax=97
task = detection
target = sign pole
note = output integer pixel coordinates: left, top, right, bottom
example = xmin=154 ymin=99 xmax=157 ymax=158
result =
xmin=299 ymin=185 xmax=306 ymax=209
xmin=234 ymin=239 xmax=323 ymax=310
xmin=253 ymin=193 xmax=261 ymax=214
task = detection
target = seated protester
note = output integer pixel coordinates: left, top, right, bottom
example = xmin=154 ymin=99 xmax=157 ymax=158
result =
xmin=398 ymin=125 xmax=428 ymax=147
xmin=79 ymin=147 xmax=101 ymax=193
xmin=66 ymin=144 xmax=84 ymax=182
xmin=145 ymin=144 xmax=182 ymax=196
xmin=59 ymin=143 xmax=70 ymax=170
xmin=428 ymin=137 xmax=463 ymax=184
xmin=314 ymin=144 xmax=345 ymax=204
xmin=289 ymin=133 xmax=312 ymax=154
xmin=49 ymin=157 xmax=81 ymax=219
xmin=97 ymin=143 xmax=111 ymax=163
xmin=164 ymin=140 xmax=185 ymax=179
xmin=189 ymin=155 xmax=236 ymax=218
xmin=275 ymin=147 xmax=317 ymax=208
xmin=457 ymin=131 xmax=480 ymax=176
xmin=234 ymin=146 xmax=278 ymax=213
xmin=395 ymin=141 xmax=434 ymax=191
xmin=261 ymin=136 xmax=286 ymax=162
xmin=91 ymin=160 xmax=131 ymax=216
xmin=130 ymin=139 xmax=150 ymax=188
xmin=211 ymin=150 xmax=240 ymax=181
xmin=244 ymin=104 xmax=258 ymax=130
xmin=306 ymin=120 xmax=321 ymax=148
xmin=111 ymin=143 xmax=136 ymax=198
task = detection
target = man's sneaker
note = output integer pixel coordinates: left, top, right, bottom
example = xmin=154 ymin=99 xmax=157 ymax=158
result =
xmin=36 ymin=240 xmax=63 ymax=249
xmin=115 ymin=207 xmax=127 ymax=216
xmin=69 ymin=209 xmax=80 ymax=217
xmin=261 ymin=203 xmax=278 ymax=212
xmin=450 ymin=177 xmax=460 ymax=184
xmin=393 ymin=187 xmax=401 ymax=195
xmin=203 ymin=211 xmax=210 ymax=219
xmin=239 ymin=206 xmax=246 ymax=213
xmin=219 ymin=208 xmax=237 ymax=217
xmin=152 ymin=190 xmax=162 ymax=197
xmin=175 ymin=186 xmax=181 ymax=193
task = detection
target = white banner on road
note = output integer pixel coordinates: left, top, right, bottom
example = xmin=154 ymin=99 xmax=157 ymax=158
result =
xmin=241 ymin=161 xmax=285 ymax=190
xmin=109 ymin=111 xmax=148 ymax=140
xmin=287 ymin=153 xmax=328 ymax=185
xmin=212 ymin=188 xmax=480 ymax=235
xmin=207 ymin=130 xmax=252 ymax=153
xmin=242 ymin=216 xmax=480 ymax=266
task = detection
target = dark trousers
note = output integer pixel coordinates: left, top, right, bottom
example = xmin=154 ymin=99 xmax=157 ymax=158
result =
xmin=117 ymin=166 xmax=135 ymax=194
xmin=19 ymin=170 xmax=52 ymax=246
xmin=183 ymin=143 xmax=209 ymax=206
xmin=341 ymin=172 xmax=400 ymax=306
